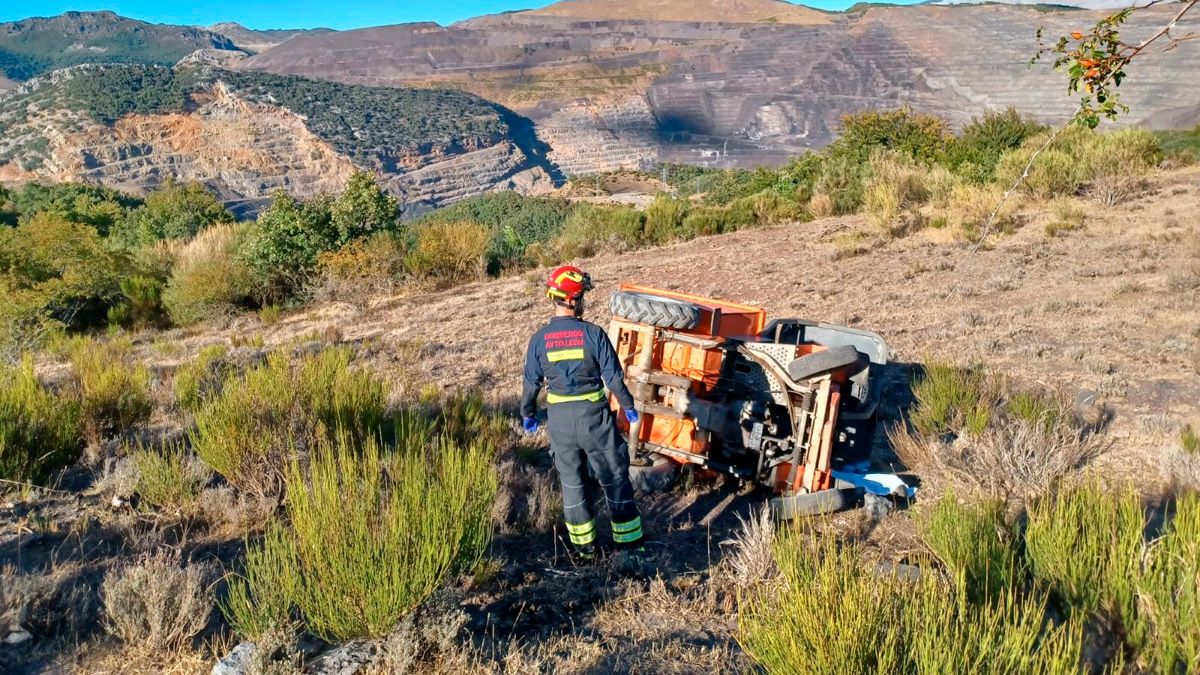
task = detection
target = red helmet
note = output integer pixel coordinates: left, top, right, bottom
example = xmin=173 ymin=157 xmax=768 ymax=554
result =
xmin=545 ymin=265 xmax=593 ymax=304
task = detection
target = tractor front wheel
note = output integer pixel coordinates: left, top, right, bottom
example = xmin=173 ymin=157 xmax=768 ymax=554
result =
xmin=609 ymin=291 xmax=702 ymax=330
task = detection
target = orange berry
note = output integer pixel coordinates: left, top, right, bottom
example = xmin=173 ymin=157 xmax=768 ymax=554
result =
xmin=1071 ymin=31 xmax=1085 ymax=40
xmin=1085 ymin=68 xmax=1099 ymax=78
xmin=1079 ymin=59 xmax=1095 ymax=67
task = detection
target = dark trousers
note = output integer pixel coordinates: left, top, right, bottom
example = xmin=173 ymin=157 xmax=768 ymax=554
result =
xmin=546 ymin=400 xmax=643 ymax=548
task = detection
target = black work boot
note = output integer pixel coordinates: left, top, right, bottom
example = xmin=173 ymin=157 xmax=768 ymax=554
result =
xmin=570 ymin=542 xmax=597 ymax=564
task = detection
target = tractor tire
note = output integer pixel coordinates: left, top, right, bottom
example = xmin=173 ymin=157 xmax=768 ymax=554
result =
xmin=769 ymin=488 xmax=853 ymax=520
xmin=609 ymin=291 xmax=701 ymax=330
xmin=787 ymin=345 xmax=862 ymax=381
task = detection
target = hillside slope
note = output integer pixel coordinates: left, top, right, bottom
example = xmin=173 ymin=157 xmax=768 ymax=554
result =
xmin=206 ymin=22 xmax=333 ymax=54
xmin=243 ymin=2 xmax=1200 ymax=172
xmin=523 ymin=0 xmax=833 ymax=23
xmin=165 ymin=166 xmax=1200 ymax=475
xmin=0 ymin=64 xmax=555 ymax=214
xmin=0 ymin=11 xmax=240 ymax=81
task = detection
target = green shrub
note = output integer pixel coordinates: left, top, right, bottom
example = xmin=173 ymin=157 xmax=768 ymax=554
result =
xmin=0 ymin=358 xmax=82 ymax=483
xmin=734 ymin=190 xmax=808 ymax=228
xmin=429 ymin=389 xmax=510 ymax=454
xmin=133 ymin=443 xmax=211 ymax=511
xmin=190 ymin=348 xmax=387 ymax=498
xmin=222 ymin=431 xmax=497 ymax=641
xmin=946 ymin=108 xmax=1047 ymax=183
xmin=329 ymin=171 xmax=398 ymax=248
xmin=1138 ymin=492 xmax=1200 ymax=673
xmin=172 ymin=344 xmax=230 ymax=412
xmin=814 ymin=155 xmax=866 ymax=215
xmin=238 ymin=192 xmax=336 ymax=303
xmin=69 ymin=338 xmax=152 ymax=445
xmin=1025 ymin=480 xmax=1146 ymax=642
xmin=1 ymin=182 xmax=141 ymax=233
xmin=901 ymin=581 xmax=1084 ymax=675
xmin=405 ymin=221 xmax=489 ymax=282
xmin=0 ymin=212 xmax=128 ymax=333
xmin=163 ymin=223 xmax=254 ymax=325
xmin=1155 ymin=124 xmax=1200 ymax=165
xmin=643 ymin=194 xmax=691 ymax=244
xmin=918 ymin=493 xmax=1020 ymax=603
xmin=1182 ymin=424 xmax=1199 ymax=454
xmin=413 ymin=192 xmax=573 ymax=271
xmin=533 ymin=204 xmax=645 ymax=262
xmin=739 ymin=533 xmax=906 ymax=674
xmin=995 ymin=127 xmax=1160 ymax=201
xmin=108 ymin=275 xmax=167 ymax=329
xmin=111 ymin=179 xmax=231 ymax=248
xmin=908 ymin=361 xmax=1000 ymax=438
xmin=827 ymin=109 xmax=950 ymax=166
xmin=738 ymin=521 xmax=1083 ymax=675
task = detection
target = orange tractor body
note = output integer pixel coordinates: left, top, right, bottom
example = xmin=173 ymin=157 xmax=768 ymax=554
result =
xmin=606 ymin=284 xmax=893 ymax=516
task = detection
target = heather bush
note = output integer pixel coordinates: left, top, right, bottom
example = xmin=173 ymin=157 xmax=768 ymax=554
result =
xmin=405 ymin=221 xmax=490 ymax=282
xmin=173 ymin=344 xmax=230 ymax=412
xmin=314 ymin=231 xmax=407 ymax=301
xmin=162 ymin=223 xmax=255 ymax=325
xmin=222 ymin=431 xmax=497 ymax=641
xmin=103 ymin=551 xmax=214 ymax=654
xmin=190 ymin=348 xmax=387 ymax=498
xmin=643 ymin=194 xmax=691 ymax=244
xmin=133 ymin=442 xmax=212 ymax=511
xmin=68 ymin=338 xmax=152 ymax=446
xmin=0 ymin=358 xmax=82 ymax=483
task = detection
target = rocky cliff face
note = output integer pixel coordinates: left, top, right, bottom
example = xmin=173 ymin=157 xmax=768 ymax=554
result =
xmin=242 ymin=3 xmax=1200 ymax=171
xmin=0 ymin=66 xmax=555 ymax=216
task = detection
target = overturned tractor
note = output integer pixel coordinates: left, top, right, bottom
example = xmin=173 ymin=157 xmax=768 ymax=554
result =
xmin=607 ymin=284 xmax=912 ymax=518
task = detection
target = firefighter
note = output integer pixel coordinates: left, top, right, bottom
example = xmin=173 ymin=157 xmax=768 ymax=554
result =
xmin=520 ymin=265 xmax=643 ymax=559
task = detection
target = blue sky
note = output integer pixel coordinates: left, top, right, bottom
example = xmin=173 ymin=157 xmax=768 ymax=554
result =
xmin=0 ymin=1 xmax=921 ymax=31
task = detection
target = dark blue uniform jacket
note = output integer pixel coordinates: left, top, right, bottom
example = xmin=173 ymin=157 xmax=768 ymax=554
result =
xmin=520 ymin=316 xmax=636 ymax=419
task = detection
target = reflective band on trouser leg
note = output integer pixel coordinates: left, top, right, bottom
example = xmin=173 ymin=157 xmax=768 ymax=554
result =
xmin=611 ymin=516 xmax=643 ymax=544
xmin=547 ymin=348 xmax=584 ymax=362
xmin=566 ymin=519 xmax=596 ymax=546
xmin=546 ymin=390 xmax=605 ymax=404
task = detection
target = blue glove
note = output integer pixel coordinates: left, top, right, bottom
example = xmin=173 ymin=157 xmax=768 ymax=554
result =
xmin=624 ymin=408 xmax=639 ymax=424
xmin=522 ymin=417 xmax=540 ymax=434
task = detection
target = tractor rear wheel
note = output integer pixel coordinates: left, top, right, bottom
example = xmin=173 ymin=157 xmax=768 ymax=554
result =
xmin=787 ymin=344 xmax=862 ymax=381
xmin=609 ymin=291 xmax=701 ymax=330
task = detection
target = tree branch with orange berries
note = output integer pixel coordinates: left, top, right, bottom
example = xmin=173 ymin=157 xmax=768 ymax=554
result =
xmin=1035 ymin=0 xmax=1199 ymax=128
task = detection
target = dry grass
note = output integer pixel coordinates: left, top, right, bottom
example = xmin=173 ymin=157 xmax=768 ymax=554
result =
xmin=863 ymin=153 xmax=928 ymax=234
xmin=728 ymin=505 xmax=776 ymax=588
xmin=102 ymin=551 xmax=214 ymax=654
xmin=1 ymin=562 xmax=95 ymax=643
xmin=893 ymin=417 xmax=1104 ymax=501
xmin=808 ymin=192 xmax=834 ymax=219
